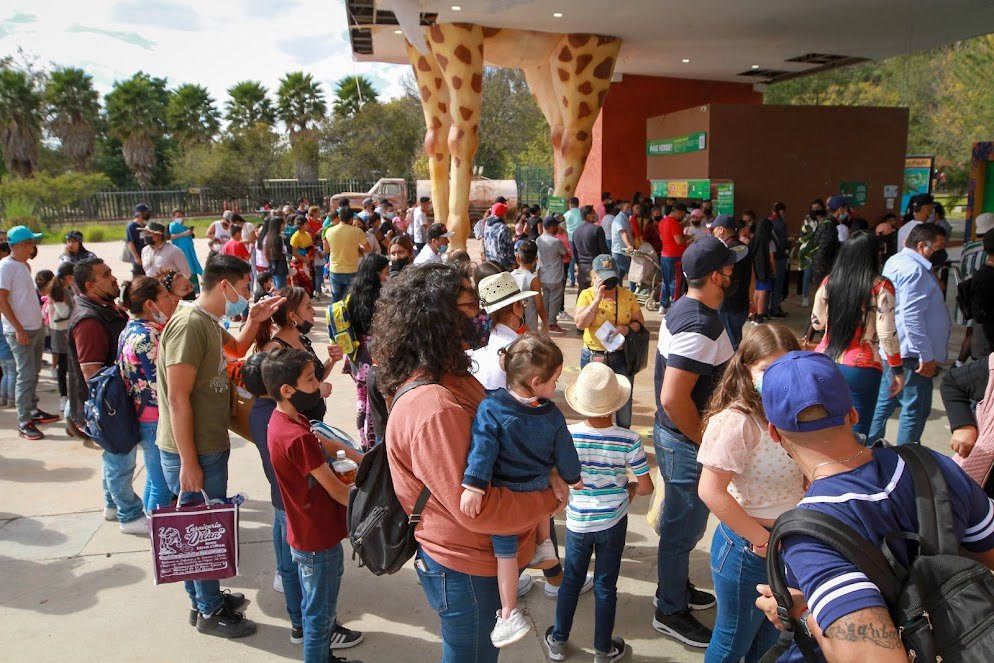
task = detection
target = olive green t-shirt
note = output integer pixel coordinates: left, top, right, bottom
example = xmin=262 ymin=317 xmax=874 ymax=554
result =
xmin=156 ymin=303 xmax=235 ymax=455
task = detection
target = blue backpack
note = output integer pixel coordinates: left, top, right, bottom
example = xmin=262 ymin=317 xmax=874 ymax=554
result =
xmin=83 ymin=364 xmax=143 ymax=455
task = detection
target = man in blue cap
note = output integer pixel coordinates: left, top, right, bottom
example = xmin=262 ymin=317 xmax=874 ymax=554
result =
xmin=709 ymin=214 xmax=751 ymax=349
xmin=0 ymin=225 xmax=60 ymax=439
xmin=126 ymin=203 xmax=152 ymax=276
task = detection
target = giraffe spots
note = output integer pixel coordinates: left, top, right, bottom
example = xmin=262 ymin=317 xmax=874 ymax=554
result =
xmin=558 ymin=46 xmax=573 ymax=62
xmin=457 ymin=128 xmax=465 ymax=139
xmin=436 ymin=54 xmax=449 ymax=71
xmin=577 ymin=101 xmax=592 ymax=119
xmin=435 ymin=77 xmax=443 ymax=90
xmin=471 ymin=73 xmax=482 ymax=93
xmin=575 ymin=54 xmax=593 ymax=75
xmin=452 ymin=76 xmax=463 ymax=90
xmin=564 ymin=166 xmax=574 ymax=177
xmin=593 ymin=57 xmax=615 ymax=80
xmin=420 ymin=86 xmax=431 ymax=102
xmin=454 ymin=45 xmax=473 ymax=65
xmin=564 ymin=184 xmax=572 ymax=192
xmin=473 ymin=125 xmax=478 ymax=134
xmin=482 ymin=27 xmax=501 ymax=38
xmin=430 ymin=25 xmax=445 ymax=43
xmin=478 ymin=43 xmax=484 ymax=55
xmin=417 ymin=57 xmax=431 ymax=72
xmin=578 ymin=81 xmax=593 ymax=95
xmin=562 ymin=96 xmax=569 ymax=108
xmin=438 ymin=102 xmax=448 ymax=114
xmin=454 ymin=157 xmax=462 ymax=168
xmin=598 ymin=90 xmax=608 ymax=107
xmin=557 ymin=68 xmax=570 ymax=82
xmin=431 ymin=116 xmax=443 ymax=130
xmin=568 ymin=34 xmax=591 ymax=48
xmin=435 ymin=153 xmax=444 ymax=162
xmin=459 ymin=106 xmax=473 ymax=121
xmin=577 ymin=130 xmax=589 ymax=142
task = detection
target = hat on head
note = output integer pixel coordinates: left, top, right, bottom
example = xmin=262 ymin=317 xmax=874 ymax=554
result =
xmin=762 ymin=351 xmax=853 ymax=433
xmin=565 ymin=362 xmax=632 ymax=418
xmin=690 ymin=208 xmax=705 ymax=219
xmin=913 ymin=193 xmax=935 ymax=207
xmin=134 ymin=203 xmax=151 ymax=216
xmin=495 ymin=196 xmax=507 ymax=204
xmin=65 ymin=230 xmax=84 ymax=242
xmin=827 ymin=195 xmax=850 ymax=212
xmin=682 ymin=236 xmax=747 ymax=279
xmin=708 ymin=214 xmax=739 ymax=232
xmin=362 ymin=197 xmax=374 ymax=207
xmin=146 ymin=221 xmax=167 ymax=235
xmin=427 ymin=223 xmax=453 ymax=242
xmin=477 ymin=272 xmax=537 ymax=314
xmin=491 ymin=202 xmax=508 ymax=218
xmin=222 ymin=210 xmax=233 ymax=221
xmin=542 ymin=215 xmax=560 ymax=228
xmin=7 ymin=225 xmax=43 ymax=246
xmin=976 ymin=212 xmax=994 ymax=236
xmin=569 ymin=197 xmax=580 ymax=206
xmin=592 ymin=253 xmax=617 ymax=281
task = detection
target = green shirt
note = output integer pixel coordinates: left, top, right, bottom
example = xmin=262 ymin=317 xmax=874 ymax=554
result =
xmin=155 ymin=303 xmax=235 ymax=455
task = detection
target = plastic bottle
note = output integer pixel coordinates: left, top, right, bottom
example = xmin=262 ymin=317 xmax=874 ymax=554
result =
xmin=331 ymin=450 xmax=358 ymax=487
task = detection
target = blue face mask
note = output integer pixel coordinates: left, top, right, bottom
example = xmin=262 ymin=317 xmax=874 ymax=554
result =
xmin=224 ymin=284 xmax=249 ymax=318
xmin=438 ymin=243 xmax=448 ymax=255
xmin=753 ymin=373 xmax=763 ymax=394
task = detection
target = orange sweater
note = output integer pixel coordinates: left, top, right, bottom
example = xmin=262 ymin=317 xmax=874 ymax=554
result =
xmin=386 ymin=373 xmax=560 ymax=576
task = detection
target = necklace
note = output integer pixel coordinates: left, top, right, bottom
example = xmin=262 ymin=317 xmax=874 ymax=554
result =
xmin=810 ymin=447 xmax=868 ymax=481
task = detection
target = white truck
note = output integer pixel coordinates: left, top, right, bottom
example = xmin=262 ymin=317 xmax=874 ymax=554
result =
xmin=330 ymin=177 xmax=518 ymax=221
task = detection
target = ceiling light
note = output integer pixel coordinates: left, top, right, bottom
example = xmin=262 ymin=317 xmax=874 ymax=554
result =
xmin=553 ymin=12 xmax=563 ymax=18
xmin=751 ymin=64 xmax=760 ymax=69
xmin=451 ymin=5 xmax=461 ymax=10
xmin=681 ymin=58 xmax=690 ymax=63
xmin=394 ymin=29 xmax=403 ymax=34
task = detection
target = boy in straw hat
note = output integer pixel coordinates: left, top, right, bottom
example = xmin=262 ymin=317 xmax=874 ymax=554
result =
xmin=544 ymin=362 xmax=654 ymax=663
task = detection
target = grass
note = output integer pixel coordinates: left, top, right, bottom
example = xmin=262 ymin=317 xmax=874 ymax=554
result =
xmin=36 ymin=214 xmax=268 ymax=245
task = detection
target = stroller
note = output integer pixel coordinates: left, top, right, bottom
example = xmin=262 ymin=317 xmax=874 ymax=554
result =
xmin=628 ymin=244 xmax=661 ymax=312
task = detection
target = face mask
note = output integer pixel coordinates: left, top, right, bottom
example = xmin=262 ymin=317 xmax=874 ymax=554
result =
xmin=753 ymin=372 xmax=763 ymax=393
xmin=224 ymin=284 xmax=249 ymax=318
xmin=438 ymin=243 xmax=448 ymax=255
xmin=151 ymin=306 xmax=168 ymax=325
xmin=183 ymin=291 xmax=197 ymax=302
xmin=390 ymin=258 xmax=409 ymax=272
xmin=601 ymin=276 xmax=619 ymax=290
xmin=296 ymin=319 xmax=314 ymax=335
xmin=838 ymin=211 xmax=849 ymax=222
xmin=691 ymin=220 xmax=701 ymax=226
xmin=96 ymin=285 xmax=117 ymax=303
xmin=469 ymin=310 xmax=493 ymax=350
xmin=288 ymin=386 xmax=323 ymax=413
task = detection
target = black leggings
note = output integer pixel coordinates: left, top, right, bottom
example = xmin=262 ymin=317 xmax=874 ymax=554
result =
xmin=56 ymin=352 xmax=68 ymax=398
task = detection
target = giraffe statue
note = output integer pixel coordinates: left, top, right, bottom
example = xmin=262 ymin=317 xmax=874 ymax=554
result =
xmin=406 ymin=25 xmax=621 ymax=249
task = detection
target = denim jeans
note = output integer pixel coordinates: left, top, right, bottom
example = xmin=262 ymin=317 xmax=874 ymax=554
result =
xmin=415 ymin=546 xmax=501 ymax=663
xmin=568 ymin=253 xmax=577 ymax=286
xmin=705 ymin=523 xmax=779 ymax=663
xmin=275 ymin=508 xmax=304 ymax=628
xmin=718 ymin=307 xmax=749 ymax=350
xmin=138 ymin=421 xmax=171 ymax=513
xmin=801 ymin=266 xmax=812 ymax=299
xmin=611 ymin=252 xmax=631 ymax=283
xmin=5 ymin=328 xmax=44 ymax=424
xmin=837 ymin=365 xmax=883 ymax=440
xmin=580 ymin=346 xmax=634 ymax=429
xmin=329 ymin=272 xmax=355 ymax=303
xmin=553 ymin=517 xmax=628 ymax=653
xmin=654 ymin=424 xmax=711 ymax=614
xmin=292 ymin=542 xmax=345 ymax=663
xmin=770 ymin=258 xmax=789 ymax=314
xmin=102 ymin=447 xmax=145 ymax=523
xmin=273 ymin=273 xmax=287 ymax=290
xmin=0 ymin=356 xmax=16 ymax=402
xmin=868 ymin=359 xmax=933 ymax=445
xmin=159 ymin=448 xmax=230 ymax=616
xmin=659 ymin=256 xmax=682 ymax=308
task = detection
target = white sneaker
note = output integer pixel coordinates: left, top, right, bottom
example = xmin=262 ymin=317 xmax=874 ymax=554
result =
xmin=103 ymin=507 xmax=118 ymax=521
xmin=490 ymin=608 xmax=531 ymax=648
xmin=545 ymin=572 xmax=594 ymax=599
xmin=120 ymin=516 xmax=149 ymax=535
xmin=273 ymin=572 xmax=284 ymax=593
xmin=59 ymin=396 xmax=68 ymax=411
xmin=801 ymin=296 xmax=810 ymax=307
xmin=528 ymin=538 xmax=559 ymax=570
xmin=516 ymin=574 xmax=534 ymax=598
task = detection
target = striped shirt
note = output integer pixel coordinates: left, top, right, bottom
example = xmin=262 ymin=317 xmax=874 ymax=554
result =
xmin=565 ymin=423 xmax=649 ymax=533
xmin=959 ymin=239 xmax=989 ymax=281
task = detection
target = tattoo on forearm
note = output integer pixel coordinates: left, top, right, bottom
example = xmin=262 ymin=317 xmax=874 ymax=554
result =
xmin=824 ymin=614 xmax=901 ymax=649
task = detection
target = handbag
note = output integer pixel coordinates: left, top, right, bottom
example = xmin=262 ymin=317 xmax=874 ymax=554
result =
xmin=121 ymin=240 xmax=133 ymax=263
xmin=150 ymin=491 xmax=240 ymax=585
xmin=623 ymin=323 xmax=650 ymax=374
xmin=226 ymin=359 xmax=255 ymax=441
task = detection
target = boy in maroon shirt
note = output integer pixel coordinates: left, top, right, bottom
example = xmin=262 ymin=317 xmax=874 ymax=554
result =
xmin=263 ymin=348 xmax=363 ymax=662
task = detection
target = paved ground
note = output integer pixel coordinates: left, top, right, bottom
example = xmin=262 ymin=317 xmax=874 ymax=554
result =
xmin=0 ymin=235 xmax=964 ymax=662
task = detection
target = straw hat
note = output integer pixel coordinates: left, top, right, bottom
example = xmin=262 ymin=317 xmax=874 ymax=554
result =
xmin=477 ymin=272 xmax=537 ymax=315
xmin=565 ymin=362 xmax=632 ymax=418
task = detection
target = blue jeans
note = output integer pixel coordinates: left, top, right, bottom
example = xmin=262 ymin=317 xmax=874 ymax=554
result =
xmin=0 ymin=356 xmax=16 ymax=402
xmin=611 ymin=252 xmax=631 ymax=283
xmin=837 ymin=365 xmax=883 ymax=440
xmin=801 ymin=266 xmax=812 ymax=299
xmin=718 ymin=307 xmax=749 ymax=350
xmin=102 ymin=446 xmax=144 ymax=523
xmin=553 ymin=517 xmax=628 ymax=653
xmin=330 ymin=272 xmax=355 ymax=303
xmin=159 ymin=448 xmax=230 ymax=616
xmin=273 ymin=273 xmax=287 ymax=290
xmin=138 ymin=421 xmax=171 ymax=513
xmin=770 ymin=258 xmax=789 ymax=314
xmin=660 ymin=256 xmax=682 ymax=308
xmin=292 ymin=542 xmax=345 ymax=663
xmin=654 ymin=424 xmax=711 ymax=614
xmin=275 ymin=508 xmax=304 ymax=628
xmin=5 ymin=327 xmax=44 ymax=424
xmin=416 ymin=546 xmax=501 ymax=663
xmin=868 ymin=359 xmax=933 ymax=445
xmin=580 ymin=346 xmax=634 ymax=428
xmin=706 ymin=523 xmax=778 ymax=663
xmin=568 ymin=253 xmax=577 ymax=286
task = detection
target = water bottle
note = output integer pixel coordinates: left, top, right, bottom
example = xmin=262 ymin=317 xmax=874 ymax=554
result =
xmin=331 ymin=451 xmax=358 ymax=487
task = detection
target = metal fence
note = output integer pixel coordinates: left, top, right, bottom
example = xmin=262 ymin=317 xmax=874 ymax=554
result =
xmin=515 ymin=165 xmax=555 ymax=209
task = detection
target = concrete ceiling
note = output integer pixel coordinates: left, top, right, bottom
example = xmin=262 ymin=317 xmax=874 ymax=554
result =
xmin=345 ymin=0 xmax=994 ymax=83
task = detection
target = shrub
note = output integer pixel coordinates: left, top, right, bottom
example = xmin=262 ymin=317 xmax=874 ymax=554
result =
xmin=85 ymin=228 xmax=105 ymax=242
xmin=2 ymin=197 xmax=43 ymax=231
xmin=0 ymin=172 xmax=112 ymax=223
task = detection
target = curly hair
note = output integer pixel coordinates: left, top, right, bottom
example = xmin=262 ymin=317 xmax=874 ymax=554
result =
xmin=346 ymin=253 xmax=389 ymax=338
xmin=369 ymin=263 xmax=473 ymax=397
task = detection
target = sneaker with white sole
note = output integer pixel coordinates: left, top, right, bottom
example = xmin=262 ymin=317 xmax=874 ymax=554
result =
xmin=651 ymin=608 xmax=711 ymax=648
xmin=273 ymin=572 xmax=284 ymax=593
xmin=103 ymin=507 xmax=118 ymax=521
xmin=329 ymin=622 xmax=363 ymax=650
xmin=516 ymin=573 xmax=535 ymax=598
xmin=651 ymin=582 xmax=716 ymax=611
xmin=491 ymin=608 xmax=531 ymax=648
xmin=543 ymin=626 xmax=566 ymax=661
xmin=594 ymin=637 xmax=627 ymax=663
xmin=290 ymin=625 xmax=303 ymax=644
xmin=120 ymin=516 xmax=149 ymax=535
xmin=529 ymin=538 xmax=559 ymax=570
xmin=544 ymin=572 xmax=593 ymax=599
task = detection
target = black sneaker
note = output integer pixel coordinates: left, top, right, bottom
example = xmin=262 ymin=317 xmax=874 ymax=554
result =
xmin=651 ymin=608 xmax=711 ymax=648
xmin=329 ymin=622 xmax=363 ymax=649
xmin=195 ymin=602 xmax=257 ymax=639
xmin=594 ymin=637 xmax=627 ymax=663
xmin=770 ymin=310 xmax=788 ymax=318
xmin=18 ymin=422 xmax=44 ymax=440
xmin=331 ymin=654 xmax=362 ymax=663
xmin=290 ymin=625 xmax=304 ymax=644
xmin=32 ymin=409 xmax=60 ymax=424
xmin=687 ymin=582 xmax=716 ymax=610
xmin=188 ymin=590 xmax=248 ymax=626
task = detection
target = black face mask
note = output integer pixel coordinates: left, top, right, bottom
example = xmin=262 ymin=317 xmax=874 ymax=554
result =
xmin=390 ymin=258 xmax=410 ymax=272
xmin=182 ymin=291 xmax=197 ymax=302
xmin=601 ymin=276 xmax=619 ymax=290
xmin=296 ymin=320 xmax=314 ymax=335
xmin=288 ymin=386 xmax=322 ymax=414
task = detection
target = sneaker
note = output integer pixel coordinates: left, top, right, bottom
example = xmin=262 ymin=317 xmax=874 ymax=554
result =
xmin=490 ymin=608 xmax=531 ymax=648
xmin=651 ymin=608 xmax=711 ymax=648
xmin=188 ymin=591 xmax=248 ymax=626
xmin=120 ymin=516 xmax=149 ymax=535
xmin=32 ymin=409 xmax=59 ymax=424
xmin=18 ymin=422 xmax=44 ymax=440
xmin=544 ymin=626 xmax=566 ymax=661
xmin=517 ymin=573 xmax=535 ymax=598
xmin=273 ymin=572 xmax=284 ymax=593
xmin=544 ymin=572 xmax=593 ymax=599
xmin=548 ymin=324 xmax=566 ymax=335
xmin=557 ymin=311 xmax=570 ymax=321
xmin=801 ymin=296 xmax=811 ymax=307
xmin=687 ymin=583 xmax=716 ymax=610
xmin=330 ymin=655 xmax=361 ymax=663
xmin=290 ymin=625 xmax=304 ymax=644
xmin=102 ymin=507 xmax=117 ymax=521
xmin=59 ymin=395 xmax=68 ymax=411
xmin=770 ymin=310 xmax=788 ymax=318
xmin=594 ymin=637 xmax=627 ymax=663
xmin=196 ymin=603 xmax=257 ymax=639
xmin=329 ymin=622 xmax=363 ymax=650
xmin=529 ymin=539 xmax=560 ymax=570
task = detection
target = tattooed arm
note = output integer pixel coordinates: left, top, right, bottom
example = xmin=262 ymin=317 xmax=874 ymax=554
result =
xmin=814 ymin=607 xmax=909 ymax=663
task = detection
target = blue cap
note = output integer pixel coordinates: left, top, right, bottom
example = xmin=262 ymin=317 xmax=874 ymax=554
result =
xmin=762 ymin=351 xmax=853 ymax=433
xmin=7 ymin=225 xmax=43 ymax=246
xmin=682 ymin=235 xmax=747 ymax=280
xmin=827 ymin=195 xmax=850 ymax=212
xmin=134 ymin=203 xmax=151 ymax=215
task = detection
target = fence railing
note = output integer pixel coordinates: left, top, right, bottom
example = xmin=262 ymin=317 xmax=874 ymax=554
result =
xmin=515 ymin=165 xmax=555 ymax=208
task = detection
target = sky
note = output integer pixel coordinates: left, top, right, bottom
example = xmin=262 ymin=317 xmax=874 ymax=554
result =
xmin=0 ymin=1 xmax=411 ymax=109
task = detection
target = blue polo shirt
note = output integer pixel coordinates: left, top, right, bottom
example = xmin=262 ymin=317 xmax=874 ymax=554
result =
xmin=881 ymin=247 xmax=951 ymax=363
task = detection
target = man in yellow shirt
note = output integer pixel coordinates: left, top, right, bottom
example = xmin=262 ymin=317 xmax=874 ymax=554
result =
xmin=323 ymin=209 xmax=366 ymax=302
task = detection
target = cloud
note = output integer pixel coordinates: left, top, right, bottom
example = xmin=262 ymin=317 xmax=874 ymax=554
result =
xmin=8 ymin=11 xmax=38 ymax=24
xmin=241 ymin=0 xmax=302 ymax=19
xmin=68 ymin=24 xmax=156 ymax=50
xmin=279 ymin=33 xmax=347 ymax=66
xmin=111 ymin=0 xmax=202 ymax=31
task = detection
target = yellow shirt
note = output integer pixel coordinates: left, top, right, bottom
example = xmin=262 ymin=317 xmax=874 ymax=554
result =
xmin=324 ymin=223 xmax=366 ymax=274
xmin=290 ymin=228 xmax=313 ymax=252
xmin=577 ymin=286 xmax=640 ymax=352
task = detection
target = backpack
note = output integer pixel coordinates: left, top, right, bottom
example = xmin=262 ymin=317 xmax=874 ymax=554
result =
xmin=83 ymin=364 xmax=144 ymax=455
xmin=346 ymin=379 xmax=435 ymax=575
xmin=327 ymin=294 xmax=359 ymax=361
xmin=763 ymin=445 xmax=994 ymax=663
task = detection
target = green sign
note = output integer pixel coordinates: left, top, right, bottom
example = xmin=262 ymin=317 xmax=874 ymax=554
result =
xmin=647 ymin=131 xmax=707 ymax=156
xmin=546 ymin=196 xmax=566 ymax=214
xmin=650 ymin=179 xmax=711 ymax=199
xmin=839 ymin=181 xmax=868 ymax=206
xmin=715 ymin=183 xmax=734 ymax=215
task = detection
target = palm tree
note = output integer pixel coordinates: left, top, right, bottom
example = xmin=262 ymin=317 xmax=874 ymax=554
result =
xmin=332 ymin=75 xmax=379 ymax=118
xmin=225 ymin=80 xmax=275 ymax=132
xmin=104 ymin=72 xmax=170 ymax=188
xmin=276 ymin=71 xmax=326 ymax=181
xmin=45 ymin=67 xmax=100 ymax=172
xmin=0 ymin=67 xmax=43 ymax=178
xmin=168 ymin=83 xmax=220 ymax=148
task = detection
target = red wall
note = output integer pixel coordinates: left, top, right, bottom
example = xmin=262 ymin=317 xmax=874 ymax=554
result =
xmin=576 ymin=74 xmax=760 ymax=205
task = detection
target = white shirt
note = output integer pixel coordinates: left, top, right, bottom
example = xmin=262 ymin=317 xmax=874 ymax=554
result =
xmin=468 ymin=323 xmax=518 ymax=390
xmin=837 ymin=222 xmax=850 ymax=243
xmin=142 ymin=242 xmax=191 ymax=278
xmin=0 ymin=256 xmax=43 ymax=333
xmin=413 ymin=243 xmax=441 ymax=265
xmin=411 ymin=208 xmax=429 ymax=243
xmin=207 ymin=220 xmax=231 ymax=241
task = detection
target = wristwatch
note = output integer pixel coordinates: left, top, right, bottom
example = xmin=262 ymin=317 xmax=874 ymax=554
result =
xmin=798 ymin=608 xmax=814 ymax=637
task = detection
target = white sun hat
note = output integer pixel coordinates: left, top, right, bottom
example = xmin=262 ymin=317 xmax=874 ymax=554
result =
xmin=477 ymin=272 xmax=537 ymax=315
xmin=565 ymin=362 xmax=632 ymax=418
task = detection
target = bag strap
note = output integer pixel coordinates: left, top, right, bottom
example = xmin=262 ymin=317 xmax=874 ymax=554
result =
xmin=892 ymin=445 xmax=958 ymax=555
xmin=390 ymin=379 xmax=438 ymax=412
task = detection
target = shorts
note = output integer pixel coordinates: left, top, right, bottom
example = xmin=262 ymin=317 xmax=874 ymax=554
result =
xmin=491 ymin=534 xmax=519 ymax=560
xmin=755 ymin=279 xmax=774 ymax=292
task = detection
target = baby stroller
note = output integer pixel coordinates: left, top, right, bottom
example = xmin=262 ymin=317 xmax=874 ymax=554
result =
xmin=629 ymin=244 xmax=661 ymax=312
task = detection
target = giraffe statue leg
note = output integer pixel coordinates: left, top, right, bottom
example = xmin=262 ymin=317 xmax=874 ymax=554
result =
xmin=406 ymin=39 xmax=451 ymax=227
xmin=522 ymin=63 xmax=565 ymax=185
xmin=425 ymin=23 xmax=484 ymax=250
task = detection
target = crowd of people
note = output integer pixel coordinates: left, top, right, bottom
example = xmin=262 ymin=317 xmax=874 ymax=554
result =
xmin=0 ymin=187 xmax=993 ymax=663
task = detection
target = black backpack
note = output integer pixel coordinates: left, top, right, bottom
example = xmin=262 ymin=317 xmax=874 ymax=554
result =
xmin=347 ymin=380 xmax=434 ymax=575
xmin=763 ymin=445 xmax=994 ymax=663
xmin=83 ymin=364 xmax=145 ymax=455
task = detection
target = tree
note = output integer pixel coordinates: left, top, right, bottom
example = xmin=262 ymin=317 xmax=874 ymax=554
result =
xmin=45 ymin=67 xmax=101 ymax=172
xmin=225 ymin=80 xmax=275 ymax=132
xmin=322 ymin=96 xmax=423 ymax=180
xmin=332 ymin=75 xmax=379 ymax=118
xmin=104 ymin=72 xmax=170 ymax=188
xmin=167 ymin=83 xmax=220 ymax=148
xmin=276 ymin=71 xmax=327 ymax=181
xmin=0 ymin=66 xmax=44 ymax=178
xmin=476 ymin=67 xmax=550 ymax=177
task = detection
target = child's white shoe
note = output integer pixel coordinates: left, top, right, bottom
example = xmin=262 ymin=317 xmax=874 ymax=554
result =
xmin=528 ymin=538 xmax=559 ymax=570
xmin=490 ymin=608 xmax=530 ymax=647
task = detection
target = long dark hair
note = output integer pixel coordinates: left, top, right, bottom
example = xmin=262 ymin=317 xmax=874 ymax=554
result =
xmin=264 ymin=217 xmax=285 ymax=262
xmin=254 ymin=285 xmax=309 ymax=348
xmin=824 ymin=230 xmax=880 ymax=360
xmin=346 ymin=253 xmax=389 ymax=338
